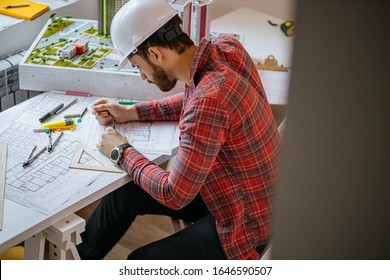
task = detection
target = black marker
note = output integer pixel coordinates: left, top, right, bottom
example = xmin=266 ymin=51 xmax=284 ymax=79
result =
xmin=80 ymin=107 xmax=88 ymax=118
xmin=39 ymin=103 xmax=64 ymax=123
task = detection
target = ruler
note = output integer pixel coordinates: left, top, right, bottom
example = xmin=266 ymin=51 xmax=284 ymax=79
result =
xmin=0 ymin=142 xmax=7 ymax=230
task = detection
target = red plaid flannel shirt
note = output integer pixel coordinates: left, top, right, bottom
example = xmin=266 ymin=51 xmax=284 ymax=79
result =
xmin=121 ymin=37 xmax=281 ymax=259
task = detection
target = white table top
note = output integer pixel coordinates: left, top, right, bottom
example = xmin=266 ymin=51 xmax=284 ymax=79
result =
xmin=0 ymin=94 xmax=177 ymax=253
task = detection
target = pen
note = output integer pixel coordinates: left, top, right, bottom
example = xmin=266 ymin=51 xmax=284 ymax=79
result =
xmin=77 ymin=107 xmax=88 ymax=123
xmin=56 ymin=98 xmax=78 ymax=114
xmin=3 ymin=4 xmax=30 ymax=8
xmin=64 ymin=114 xmax=80 ymax=119
xmin=39 ymin=103 xmax=64 ymax=123
xmin=106 ymin=119 xmax=116 ymax=130
xmin=118 ymin=101 xmax=139 ymax=105
xmin=80 ymin=107 xmax=88 ymax=118
xmin=40 ymin=118 xmax=74 ymax=129
xmin=33 ymin=128 xmax=50 ymax=133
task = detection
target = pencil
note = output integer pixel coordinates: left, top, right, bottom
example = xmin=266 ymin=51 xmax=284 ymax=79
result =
xmin=4 ymin=4 xmax=30 ymax=8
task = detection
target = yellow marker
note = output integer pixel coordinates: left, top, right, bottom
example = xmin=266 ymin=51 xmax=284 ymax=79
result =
xmin=40 ymin=118 xmax=75 ymax=128
xmin=48 ymin=125 xmax=75 ymax=132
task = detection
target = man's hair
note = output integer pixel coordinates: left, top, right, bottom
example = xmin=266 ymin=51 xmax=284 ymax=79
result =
xmin=129 ymin=15 xmax=194 ymax=60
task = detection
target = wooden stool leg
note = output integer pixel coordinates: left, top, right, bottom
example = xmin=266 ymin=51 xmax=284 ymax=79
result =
xmin=44 ymin=214 xmax=85 ymax=260
xmin=24 ymin=232 xmax=45 ymax=260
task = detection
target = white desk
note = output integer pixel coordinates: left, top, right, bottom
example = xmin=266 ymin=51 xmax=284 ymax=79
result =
xmin=0 ymin=94 xmax=178 ymax=257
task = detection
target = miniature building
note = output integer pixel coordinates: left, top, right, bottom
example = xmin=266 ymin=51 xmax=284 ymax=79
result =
xmin=191 ymin=0 xmax=212 ymax=45
xmin=170 ymin=0 xmax=192 ymax=37
xmin=97 ymin=0 xmax=212 ymax=43
xmin=72 ymin=39 xmax=89 ymax=55
xmin=61 ymin=45 xmax=76 ymax=59
xmin=169 ymin=0 xmax=212 ymax=45
xmin=98 ymin=0 xmax=130 ymax=36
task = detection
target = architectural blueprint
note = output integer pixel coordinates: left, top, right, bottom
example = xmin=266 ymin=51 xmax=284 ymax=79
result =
xmin=0 ymin=92 xmax=178 ymax=214
xmin=88 ymin=120 xmax=178 ymax=156
xmin=0 ymin=121 xmax=101 ymax=214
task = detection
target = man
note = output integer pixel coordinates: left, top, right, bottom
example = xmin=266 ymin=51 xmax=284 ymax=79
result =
xmin=77 ymin=0 xmax=281 ymax=260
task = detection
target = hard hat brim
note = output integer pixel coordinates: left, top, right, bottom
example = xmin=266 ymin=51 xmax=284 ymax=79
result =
xmin=117 ymin=55 xmax=130 ymax=71
xmin=112 ymin=0 xmax=179 ymax=71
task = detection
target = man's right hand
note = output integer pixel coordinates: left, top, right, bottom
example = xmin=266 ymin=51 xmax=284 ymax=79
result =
xmin=92 ymin=99 xmax=139 ymax=125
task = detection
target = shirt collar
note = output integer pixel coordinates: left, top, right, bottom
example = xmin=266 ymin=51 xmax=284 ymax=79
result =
xmin=190 ymin=38 xmax=211 ymax=87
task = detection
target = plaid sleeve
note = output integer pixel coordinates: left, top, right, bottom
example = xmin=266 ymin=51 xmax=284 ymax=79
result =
xmin=121 ymin=96 xmax=230 ymax=210
xmin=135 ymin=92 xmax=184 ymax=121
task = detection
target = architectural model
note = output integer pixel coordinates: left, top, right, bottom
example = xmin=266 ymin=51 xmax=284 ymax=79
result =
xmin=168 ymin=0 xmax=213 ymax=45
xmin=18 ymin=17 xmax=184 ymax=100
xmin=98 ymin=0 xmax=130 ymax=36
xmin=24 ymin=17 xmax=115 ymax=70
xmin=190 ymin=0 xmax=212 ymax=45
xmin=97 ymin=0 xmax=212 ymax=44
xmin=170 ymin=0 xmax=192 ymax=37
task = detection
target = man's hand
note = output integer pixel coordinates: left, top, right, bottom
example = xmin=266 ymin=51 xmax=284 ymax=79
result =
xmin=97 ymin=127 xmax=129 ymax=157
xmin=92 ymin=99 xmax=139 ymax=125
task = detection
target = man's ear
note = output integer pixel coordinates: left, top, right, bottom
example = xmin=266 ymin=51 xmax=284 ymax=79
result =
xmin=148 ymin=46 xmax=163 ymax=63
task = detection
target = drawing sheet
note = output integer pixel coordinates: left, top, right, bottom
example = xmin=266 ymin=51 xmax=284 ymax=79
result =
xmin=88 ymin=120 xmax=177 ymax=156
xmin=0 ymin=92 xmax=178 ymax=214
xmin=0 ymin=121 xmax=101 ymax=214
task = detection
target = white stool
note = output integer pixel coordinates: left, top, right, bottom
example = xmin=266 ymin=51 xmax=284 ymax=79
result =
xmin=24 ymin=214 xmax=85 ymax=260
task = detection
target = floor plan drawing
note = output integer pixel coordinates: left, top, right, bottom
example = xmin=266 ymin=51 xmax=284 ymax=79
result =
xmin=0 ymin=92 xmax=178 ymax=214
xmin=0 ymin=122 xmax=101 ymax=214
xmin=89 ymin=121 xmax=178 ymax=156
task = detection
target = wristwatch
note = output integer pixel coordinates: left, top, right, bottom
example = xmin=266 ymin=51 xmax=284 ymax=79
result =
xmin=110 ymin=143 xmax=132 ymax=165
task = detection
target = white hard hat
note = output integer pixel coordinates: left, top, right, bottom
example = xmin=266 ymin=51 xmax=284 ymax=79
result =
xmin=111 ymin=0 xmax=178 ymax=70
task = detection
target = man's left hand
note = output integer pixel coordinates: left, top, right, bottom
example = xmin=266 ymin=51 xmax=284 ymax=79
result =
xmin=97 ymin=127 xmax=128 ymax=157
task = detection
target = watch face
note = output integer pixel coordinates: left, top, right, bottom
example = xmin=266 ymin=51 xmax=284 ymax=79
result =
xmin=110 ymin=148 xmax=119 ymax=161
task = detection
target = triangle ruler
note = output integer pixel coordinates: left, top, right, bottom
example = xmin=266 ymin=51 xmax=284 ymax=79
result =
xmin=0 ymin=142 xmax=7 ymax=231
xmin=69 ymin=142 xmax=123 ymax=173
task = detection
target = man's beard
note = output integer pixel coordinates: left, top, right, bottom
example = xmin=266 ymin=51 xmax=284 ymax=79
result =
xmin=146 ymin=59 xmax=177 ymax=92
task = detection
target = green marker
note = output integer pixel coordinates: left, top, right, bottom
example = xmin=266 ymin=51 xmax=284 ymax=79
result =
xmin=77 ymin=107 xmax=88 ymax=123
xmin=33 ymin=128 xmax=50 ymax=134
xmin=118 ymin=101 xmax=139 ymax=105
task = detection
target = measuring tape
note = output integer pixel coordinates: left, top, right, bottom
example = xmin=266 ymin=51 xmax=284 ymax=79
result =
xmin=280 ymin=20 xmax=295 ymax=36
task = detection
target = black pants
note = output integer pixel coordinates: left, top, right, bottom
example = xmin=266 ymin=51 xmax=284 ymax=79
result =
xmin=76 ymin=181 xmax=227 ymax=260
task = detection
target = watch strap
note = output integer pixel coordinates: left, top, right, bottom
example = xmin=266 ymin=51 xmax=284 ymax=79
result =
xmin=117 ymin=143 xmax=132 ymax=150
xmin=111 ymin=143 xmax=132 ymax=165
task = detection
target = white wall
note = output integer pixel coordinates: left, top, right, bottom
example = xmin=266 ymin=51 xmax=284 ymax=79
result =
xmin=1 ymin=0 xmax=296 ymax=57
xmin=210 ymin=0 xmax=297 ymax=20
